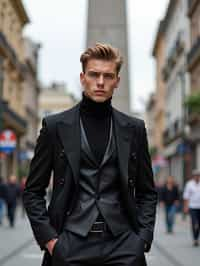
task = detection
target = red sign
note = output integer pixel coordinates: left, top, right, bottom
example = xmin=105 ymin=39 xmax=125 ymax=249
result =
xmin=0 ymin=130 xmax=17 ymax=153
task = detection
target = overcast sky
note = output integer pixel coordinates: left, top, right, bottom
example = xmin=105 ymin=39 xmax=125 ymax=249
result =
xmin=23 ymin=0 xmax=169 ymax=112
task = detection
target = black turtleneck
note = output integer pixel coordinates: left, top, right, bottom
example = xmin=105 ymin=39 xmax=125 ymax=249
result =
xmin=80 ymin=93 xmax=112 ymax=164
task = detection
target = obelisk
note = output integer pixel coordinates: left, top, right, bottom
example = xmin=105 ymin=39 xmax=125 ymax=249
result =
xmin=87 ymin=0 xmax=130 ymax=114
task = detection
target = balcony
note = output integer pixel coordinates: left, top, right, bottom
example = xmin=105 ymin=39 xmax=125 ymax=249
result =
xmin=188 ymin=0 xmax=199 ymax=17
xmin=163 ymin=119 xmax=182 ymax=145
xmin=0 ymin=100 xmax=27 ymax=134
xmin=0 ymin=32 xmax=27 ymax=80
xmin=176 ymin=32 xmax=185 ymax=54
xmin=187 ymin=37 xmax=200 ymax=71
xmin=162 ymin=32 xmax=185 ymax=81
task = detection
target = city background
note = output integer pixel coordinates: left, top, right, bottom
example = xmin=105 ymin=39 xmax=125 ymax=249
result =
xmin=0 ymin=0 xmax=200 ymax=265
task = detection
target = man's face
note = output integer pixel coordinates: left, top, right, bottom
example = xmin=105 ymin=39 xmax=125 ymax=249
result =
xmin=194 ymin=175 xmax=200 ymax=182
xmin=80 ymin=59 xmax=120 ymax=102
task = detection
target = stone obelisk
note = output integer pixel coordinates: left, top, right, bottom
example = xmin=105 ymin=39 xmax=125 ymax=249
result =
xmin=87 ymin=0 xmax=130 ymax=115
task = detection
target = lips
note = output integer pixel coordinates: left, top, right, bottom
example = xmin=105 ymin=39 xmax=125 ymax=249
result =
xmin=94 ymin=90 xmax=105 ymax=95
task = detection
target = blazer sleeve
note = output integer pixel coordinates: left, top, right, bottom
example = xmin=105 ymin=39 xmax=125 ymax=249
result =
xmin=23 ymin=118 xmax=58 ymax=249
xmin=135 ymin=120 xmax=158 ymax=251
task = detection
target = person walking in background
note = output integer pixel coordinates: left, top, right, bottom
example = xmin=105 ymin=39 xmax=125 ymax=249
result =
xmin=0 ymin=176 xmax=6 ymax=225
xmin=5 ymin=175 xmax=20 ymax=227
xmin=183 ymin=169 xmax=200 ymax=247
xmin=20 ymin=176 xmax=27 ymax=217
xmin=160 ymin=175 xmax=179 ymax=233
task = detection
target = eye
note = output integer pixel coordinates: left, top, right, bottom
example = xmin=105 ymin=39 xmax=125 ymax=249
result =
xmin=87 ymin=71 xmax=99 ymax=78
xmin=104 ymin=73 xmax=115 ymax=79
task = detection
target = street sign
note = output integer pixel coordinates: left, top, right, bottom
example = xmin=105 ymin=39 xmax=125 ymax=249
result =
xmin=0 ymin=129 xmax=16 ymax=153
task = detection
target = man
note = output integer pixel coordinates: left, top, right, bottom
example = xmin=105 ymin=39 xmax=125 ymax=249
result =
xmin=160 ymin=176 xmax=179 ymax=234
xmin=183 ymin=169 xmax=200 ymax=246
xmin=0 ymin=177 xmax=6 ymax=225
xmin=5 ymin=175 xmax=20 ymax=227
xmin=23 ymin=43 xmax=157 ymax=266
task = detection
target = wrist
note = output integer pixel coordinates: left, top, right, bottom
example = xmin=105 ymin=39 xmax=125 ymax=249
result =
xmin=46 ymin=238 xmax=58 ymax=255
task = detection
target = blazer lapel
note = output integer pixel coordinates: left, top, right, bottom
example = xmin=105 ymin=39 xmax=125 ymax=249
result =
xmin=113 ymin=109 xmax=135 ymax=186
xmin=57 ymin=105 xmax=81 ymax=185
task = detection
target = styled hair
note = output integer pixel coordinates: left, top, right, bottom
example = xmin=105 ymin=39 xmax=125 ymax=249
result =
xmin=80 ymin=43 xmax=123 ymax=74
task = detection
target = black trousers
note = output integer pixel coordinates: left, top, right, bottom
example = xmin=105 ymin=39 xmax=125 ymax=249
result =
xmin=6 ymin=202 xmax=17 ymax=227
xmin=51 ymin=230 xmax=147 ymax=266
xmin=189 ymin=208 xmax=200 ymax=241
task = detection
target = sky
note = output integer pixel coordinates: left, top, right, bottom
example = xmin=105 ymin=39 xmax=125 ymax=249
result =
xmin=23 ymin=0 xmax=169 ymax=112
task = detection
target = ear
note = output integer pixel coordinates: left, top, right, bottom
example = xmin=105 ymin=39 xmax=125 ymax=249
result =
xmin=115 ymin=76 xmax=120 ymax=88
xmin=80 ymin=72 xmax=85 ymax=86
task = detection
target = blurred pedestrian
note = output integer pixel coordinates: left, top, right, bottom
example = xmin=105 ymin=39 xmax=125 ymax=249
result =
xmin=160 ymin=175 xmax=179 ymax=233
xmin=0 ymin=176 xmax=6 ymax=225
xmin=5 ymin=175 xmax=20 ymax=227
xmin=183 ymin=169 xmax=200 ymax=247
xmin=20 ymin=176 xmax=27 ymax=217
xmin=155 ymin=178 xmax=164 ymax=203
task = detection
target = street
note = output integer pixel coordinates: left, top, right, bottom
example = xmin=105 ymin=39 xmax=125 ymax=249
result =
xmin=0 ymin=207 xmax=199 ymax=266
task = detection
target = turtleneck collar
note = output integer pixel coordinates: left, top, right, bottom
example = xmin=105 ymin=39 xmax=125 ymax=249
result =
xmin=80 ymin=93 xmax=112 ymax=119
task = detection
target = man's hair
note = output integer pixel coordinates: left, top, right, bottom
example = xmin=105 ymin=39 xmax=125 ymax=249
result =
xmin=80 ymin=43 xmax=123 ymax=74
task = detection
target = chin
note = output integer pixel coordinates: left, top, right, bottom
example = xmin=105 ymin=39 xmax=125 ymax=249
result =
xmin=93 ymin=96 xmax=107 ymax=102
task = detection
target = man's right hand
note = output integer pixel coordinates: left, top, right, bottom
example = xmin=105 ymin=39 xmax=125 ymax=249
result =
xmin=45 ymin=238 xmax=58 ymax=255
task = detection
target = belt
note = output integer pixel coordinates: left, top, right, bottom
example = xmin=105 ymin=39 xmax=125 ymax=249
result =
xmin=89 ymin=221 xmax=107 ymax=234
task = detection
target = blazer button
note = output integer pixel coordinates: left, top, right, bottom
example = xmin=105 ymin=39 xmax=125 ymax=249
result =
xmin=128 ymin=178 xmax=134 ymax=186
xmin=59 ymin=178 xmax=65 ymax=185
xmin=95 ymin=194 xmax=100 ymax=200
xmin=131 ymin=152 xmax=137 ymax=160
xmin=59 ymin=149 xmax=65 ymax=158
xmin=124 ymin=136 xmax=129 ymax=141
xmin=66 ymin=211 xmax=71 ymax=216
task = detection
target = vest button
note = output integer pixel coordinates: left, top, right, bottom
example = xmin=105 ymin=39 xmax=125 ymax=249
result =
xmin=59 ymin=150 xmax=65 ymax=158
xmin=95 ymin=194 xmax=100 ymax=200
xmin=128 ymin=178 xmax=134 ymax=186
xmin=131 ymin=152 xmax=136 ymax=160
xmin=59 ymin=178 xmax=65 ymax=185
xmin=66 ymin=211 xmax=71 ymax=216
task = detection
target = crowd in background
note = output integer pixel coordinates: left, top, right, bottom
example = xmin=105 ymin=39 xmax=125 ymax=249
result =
xmin=0 ymin=175 xmax=26 ymax=228
xmin=157 ymin=170 xmax=200 ymax=247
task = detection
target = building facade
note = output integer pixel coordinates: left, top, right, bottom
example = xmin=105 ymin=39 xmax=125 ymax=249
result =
xmin=152 ymin=0 xmax=191 ymax=187
xmin=0 ymin=0 xmax=29 ymax=178
xmin=187 ymin=0 xmax=200 ymax=172
xmin=19 ymin=38 xmax=40 ymax=171
xmin=152 ymin=20 xmax=166 ymax=154
xmin=145 ymin=93 xmax=157 ymax=150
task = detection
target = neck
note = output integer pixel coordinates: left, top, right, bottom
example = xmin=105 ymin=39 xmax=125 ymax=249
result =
xmin=80 ymin=93 xmax=112 ymax=118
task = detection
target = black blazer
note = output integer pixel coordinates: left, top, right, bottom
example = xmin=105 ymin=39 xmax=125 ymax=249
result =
xmin=23 ymin=103 xmax=157 ymax=264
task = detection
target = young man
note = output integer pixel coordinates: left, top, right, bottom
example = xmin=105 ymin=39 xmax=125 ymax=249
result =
xmin=183 ymin=169 xmax=200 ymax=247
xmin=23 ymin=43 xmax=157 ymax=266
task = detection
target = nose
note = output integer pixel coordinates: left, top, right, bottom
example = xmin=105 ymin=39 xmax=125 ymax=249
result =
xmin=97 ymin=74 xmax=104 ymax=85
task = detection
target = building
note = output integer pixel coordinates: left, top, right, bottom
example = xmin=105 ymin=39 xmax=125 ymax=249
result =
xmin=152 ymin=20 xmax=166 ymax=154
xmin=0 ymin=0 xmax=29 ymax=178
xmin=87 ymin=0 xmax=130 ymax=115
xmin=19 ymin=38 xmax=40 ymax=172
xmin=187 ymin=0 xmax=200 ymax=171
xmin=152 ymin=0 xmax=191 ymax=187
xmin=145 ymin=93 xmax=157 ymax=150
xmin=38 ymin=82 xmax=77 ymax=129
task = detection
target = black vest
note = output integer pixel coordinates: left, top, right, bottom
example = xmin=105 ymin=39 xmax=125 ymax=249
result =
xmin=64 ymin=119 xmax=131 ymax=236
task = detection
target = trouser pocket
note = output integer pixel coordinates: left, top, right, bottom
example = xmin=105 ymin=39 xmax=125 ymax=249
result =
xmin=52 ymin=231 xmax=70 ymax=266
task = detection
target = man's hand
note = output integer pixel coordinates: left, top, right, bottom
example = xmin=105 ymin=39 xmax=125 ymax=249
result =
xmin=45 ymin=238 xmax=58 ymax=255
xmin=183 ymin=200 xmax=189 ymax=214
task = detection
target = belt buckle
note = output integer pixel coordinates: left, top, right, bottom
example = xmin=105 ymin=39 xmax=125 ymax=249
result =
xmin=90 ymin=221 xmax=105 ymax=233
